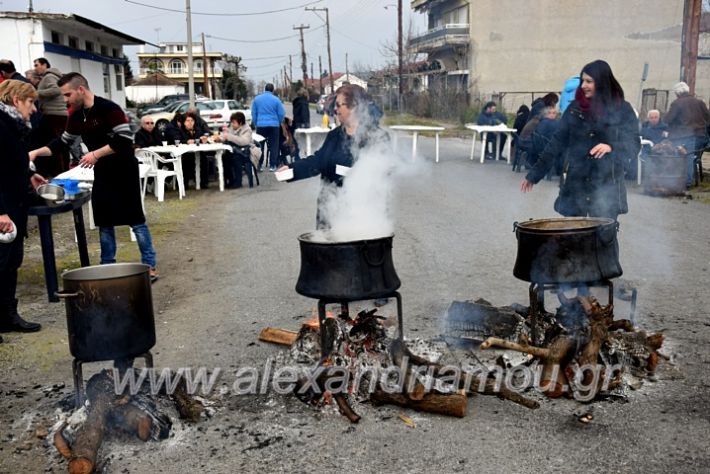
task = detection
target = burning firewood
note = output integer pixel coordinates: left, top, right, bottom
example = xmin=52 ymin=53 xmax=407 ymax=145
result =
xmin=172 ymin=377 xmax=204 ymax=422
xmin=53 ymin=423 xmax=73 ymax=459
xmin=68 ymin=371 xmax=120 ymax=474
xmin=371 ymin=387 xmax=468 ymax=418
xmin=480 ymin=336 xmax=575 ymax=398
xmin=258 ymin=327 xmax=299 ymax=346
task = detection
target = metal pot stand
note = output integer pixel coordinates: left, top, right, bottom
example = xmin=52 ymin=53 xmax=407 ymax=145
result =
xmin=72 ymin=353 xmax=154 ymax=408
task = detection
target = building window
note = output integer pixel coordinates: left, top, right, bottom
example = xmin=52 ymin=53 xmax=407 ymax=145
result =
xmin=114 ymin=64 xmax=124 ymax=91
xmin=112 ymin=48 xmax=119 ymax=58
xmin=68 ymin=36 xmax=78 ymax=49
xmin=194 ymin=59 xmax=203 ymax=73
xmin=51 ymin=31 xmax=62 ymax=44
xmin=101 ymin=45 xmax=108 ymax=56
xmin=146 ymin=58 xmax=164 ymax=73
xmin=103 ymin=63 xmax=110 ymax=93
xmin=176 ymin=44 xmax=184 ymax=52
xmin=169 ymin=59 xmax=185 ymax=74
xmin=85 ymin=41 xmax=94 ymax=52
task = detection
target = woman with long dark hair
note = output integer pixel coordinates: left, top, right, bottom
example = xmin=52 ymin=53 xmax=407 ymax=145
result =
xmin=521 ymin=60 xmax=640 ymax=220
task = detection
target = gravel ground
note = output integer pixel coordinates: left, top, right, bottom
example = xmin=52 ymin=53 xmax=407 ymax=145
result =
xmin=1 ymin=132 xmax=709 ymax=473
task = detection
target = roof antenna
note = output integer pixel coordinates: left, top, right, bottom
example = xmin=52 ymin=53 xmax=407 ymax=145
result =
xmin=28 ymin=0 xmax=34 ymax=13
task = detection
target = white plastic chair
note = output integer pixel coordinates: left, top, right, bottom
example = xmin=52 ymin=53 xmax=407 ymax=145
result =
xmin=135 ymin=149 xmax=185 ymax=202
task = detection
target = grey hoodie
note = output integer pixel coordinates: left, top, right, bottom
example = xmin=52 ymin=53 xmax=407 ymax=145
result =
xmin=37 ymin=67 xmax=68 ymax=116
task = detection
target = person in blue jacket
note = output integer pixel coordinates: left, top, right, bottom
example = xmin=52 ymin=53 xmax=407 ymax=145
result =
xmin=477 ymin=101 xmax=508 ymax=159
xmin=560 ymin=75 xmax=581 ymax=114
xmin=251 ymin=83 xmax=285 ymax=171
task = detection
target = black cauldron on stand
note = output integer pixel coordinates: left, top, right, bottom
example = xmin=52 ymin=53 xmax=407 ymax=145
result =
xmin=295 ymin=232 xmax=404 ymax=357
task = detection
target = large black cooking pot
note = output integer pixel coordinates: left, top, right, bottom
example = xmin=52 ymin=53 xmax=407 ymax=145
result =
xmin=57 ymin=263 xmax=156 ymax=362
xmin=513 ymin=217 xmax=622 ymax=284
xmin=295 ymin=232 xmax=401 ymax=300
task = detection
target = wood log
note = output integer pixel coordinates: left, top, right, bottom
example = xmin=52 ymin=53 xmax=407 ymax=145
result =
xmin=53 ymin=423 xmax=72 ymax=459
xmin=481 ymin=336 xmax=574 ymax=398
xmin=68 ymin=371 xmax=119 ymax=474
xmin=371 ymin=387 xmax=467 ymax=418
xmin=389 ymin=338 xmax=439 ymax=401
xmin=258 ymin=327 xmax=299 ymax=346
xmin=108 ymin=404 xmax=153 ymax=441
xmin=475 ymin=379 xmax=540 ymax=410
xmin=480 ymin=337 xmax=552 ymax=359
xmin=172 ymin=378 xmax=204 ymax=422
xmin=333 ymin=394 xmax=361 ymax=423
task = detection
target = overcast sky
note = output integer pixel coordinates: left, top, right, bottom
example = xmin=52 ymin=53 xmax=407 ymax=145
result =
xmin=2 ymin=0 xmax=426 ymax=83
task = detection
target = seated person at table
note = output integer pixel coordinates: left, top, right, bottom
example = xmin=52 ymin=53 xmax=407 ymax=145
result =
xmin=641 ymin=109 xmax=668 ymax=145
xmin=134 ymin=115 xmax=162 ymax=148
xmin=477 ymin=101 xmax=508 ymax=159
xmin=179 ymin=112 xmax=210 ymax=189
xmin=218 ymin=112 xmax=254 ymax=189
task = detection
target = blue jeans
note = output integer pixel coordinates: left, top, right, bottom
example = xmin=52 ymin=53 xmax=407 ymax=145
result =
xmin=99 ymin=224 xmax=157 ymax=268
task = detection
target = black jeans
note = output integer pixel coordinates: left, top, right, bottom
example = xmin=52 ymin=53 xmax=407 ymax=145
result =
xmin=226 ymin=148 xmax=253 ymax=188
xmin=256 ymin=126 xmax=280 ymax=168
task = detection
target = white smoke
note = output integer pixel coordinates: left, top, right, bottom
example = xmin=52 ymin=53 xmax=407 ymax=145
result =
xmin=313 ymin=129 xmax=429 ymax=243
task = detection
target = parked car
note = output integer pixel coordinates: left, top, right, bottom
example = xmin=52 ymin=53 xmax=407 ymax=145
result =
xmin=202 ymin=99 xmax=252 ymax=129
xmin=148 ymin=100 xmax=217 ymax=133
xmin=139 ymin=94 xmax=208 ymax=117
xmin=315 ymin=94 xmax=328 ymax=114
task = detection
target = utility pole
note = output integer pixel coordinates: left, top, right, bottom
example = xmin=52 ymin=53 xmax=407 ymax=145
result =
xmin=310 ymin=62 xmax=314 ymax=86
xmin=398 ymin=0 xmax=403 ymax=112
xmin=681 ymin=0 xmax=701 ymax=94
xmin=318 ymin=56 xmax=323 ymax=95
xmin=185 ymin=0 xmax=195 ymax=107
xmin=201 ymin=32 xmax=210 ymax=99
xmin=29 ymin=0 xmax=34 ymax=13
xmin=288 ymin=54 xmax=293 ymax=89
xmin=306 ymin=6 xmax=334 ymax=94
xmin=293 ymin=24 xmax=310 ymax=84
xmin=345 ymin=53 xmax=349 ymax=82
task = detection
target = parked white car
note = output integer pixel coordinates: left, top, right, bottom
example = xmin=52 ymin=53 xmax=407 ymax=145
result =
xmin=149 ymin=101 xmax=216 ymax=132
xmin=202 ymin=100 xmax=252 ymax=129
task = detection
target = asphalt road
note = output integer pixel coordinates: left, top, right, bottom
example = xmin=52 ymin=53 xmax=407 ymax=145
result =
xmin=1 ymin=133 xmax=709 ymax=473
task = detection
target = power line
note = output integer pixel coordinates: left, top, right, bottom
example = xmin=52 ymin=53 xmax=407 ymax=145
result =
xmin=206 ymin=25 xmax=323 ymax=44
xmin=242 ymin=55 xmax=290 ymax=61
xmin=123 ymin=0 xmax=324 ymax=16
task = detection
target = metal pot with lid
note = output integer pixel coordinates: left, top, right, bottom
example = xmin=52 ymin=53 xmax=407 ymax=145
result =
xmin=513 ymin=217 xmax=622 ymax=284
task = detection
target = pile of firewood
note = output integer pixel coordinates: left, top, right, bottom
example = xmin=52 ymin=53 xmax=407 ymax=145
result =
xmin=52 ymin=370 xmax=204 ymax=474
xmin=479 ymin=295 xmax=664 ymax=401
xmin=260 ymin=307 xmax=542 ymax=424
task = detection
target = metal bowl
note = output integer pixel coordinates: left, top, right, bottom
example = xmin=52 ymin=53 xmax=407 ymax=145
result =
xmin=37 ymin=183 xmax=66 ymax=204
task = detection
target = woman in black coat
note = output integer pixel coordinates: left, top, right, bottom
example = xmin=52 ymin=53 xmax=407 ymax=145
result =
xmin=521 ymin=60 xmax=640 ymax=220
xmin=279 ymin=84 xmax=387 ymax=229
xmin=0 ymin=80 xmax=47 ymax=337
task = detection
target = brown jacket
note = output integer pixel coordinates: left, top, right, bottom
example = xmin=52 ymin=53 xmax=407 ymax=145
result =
xmin=664 ymin=94 xmax=709 ymax=139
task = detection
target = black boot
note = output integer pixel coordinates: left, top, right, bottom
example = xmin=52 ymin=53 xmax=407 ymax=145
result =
xmin=0 ymin=299 xmax=41 ymax=333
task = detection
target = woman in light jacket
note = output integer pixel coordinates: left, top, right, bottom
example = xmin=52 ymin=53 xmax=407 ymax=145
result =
xmin=219 ymin=111 xmax=254 ymax=188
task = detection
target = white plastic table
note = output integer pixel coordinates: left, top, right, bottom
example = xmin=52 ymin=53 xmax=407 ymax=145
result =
xmin=465 ymin=124 xmax=517 ymax=164
xmin=147 ymin=143 xmax=232 ymax=191
xmin=294 ymin=126 xmax=332 ymax=156
xmin=389 ymin=125 xmax=446 ymax=162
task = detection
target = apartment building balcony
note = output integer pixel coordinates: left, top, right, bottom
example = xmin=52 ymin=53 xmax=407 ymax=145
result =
xmin=409 ymin=23 xmax=470 ymax=54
